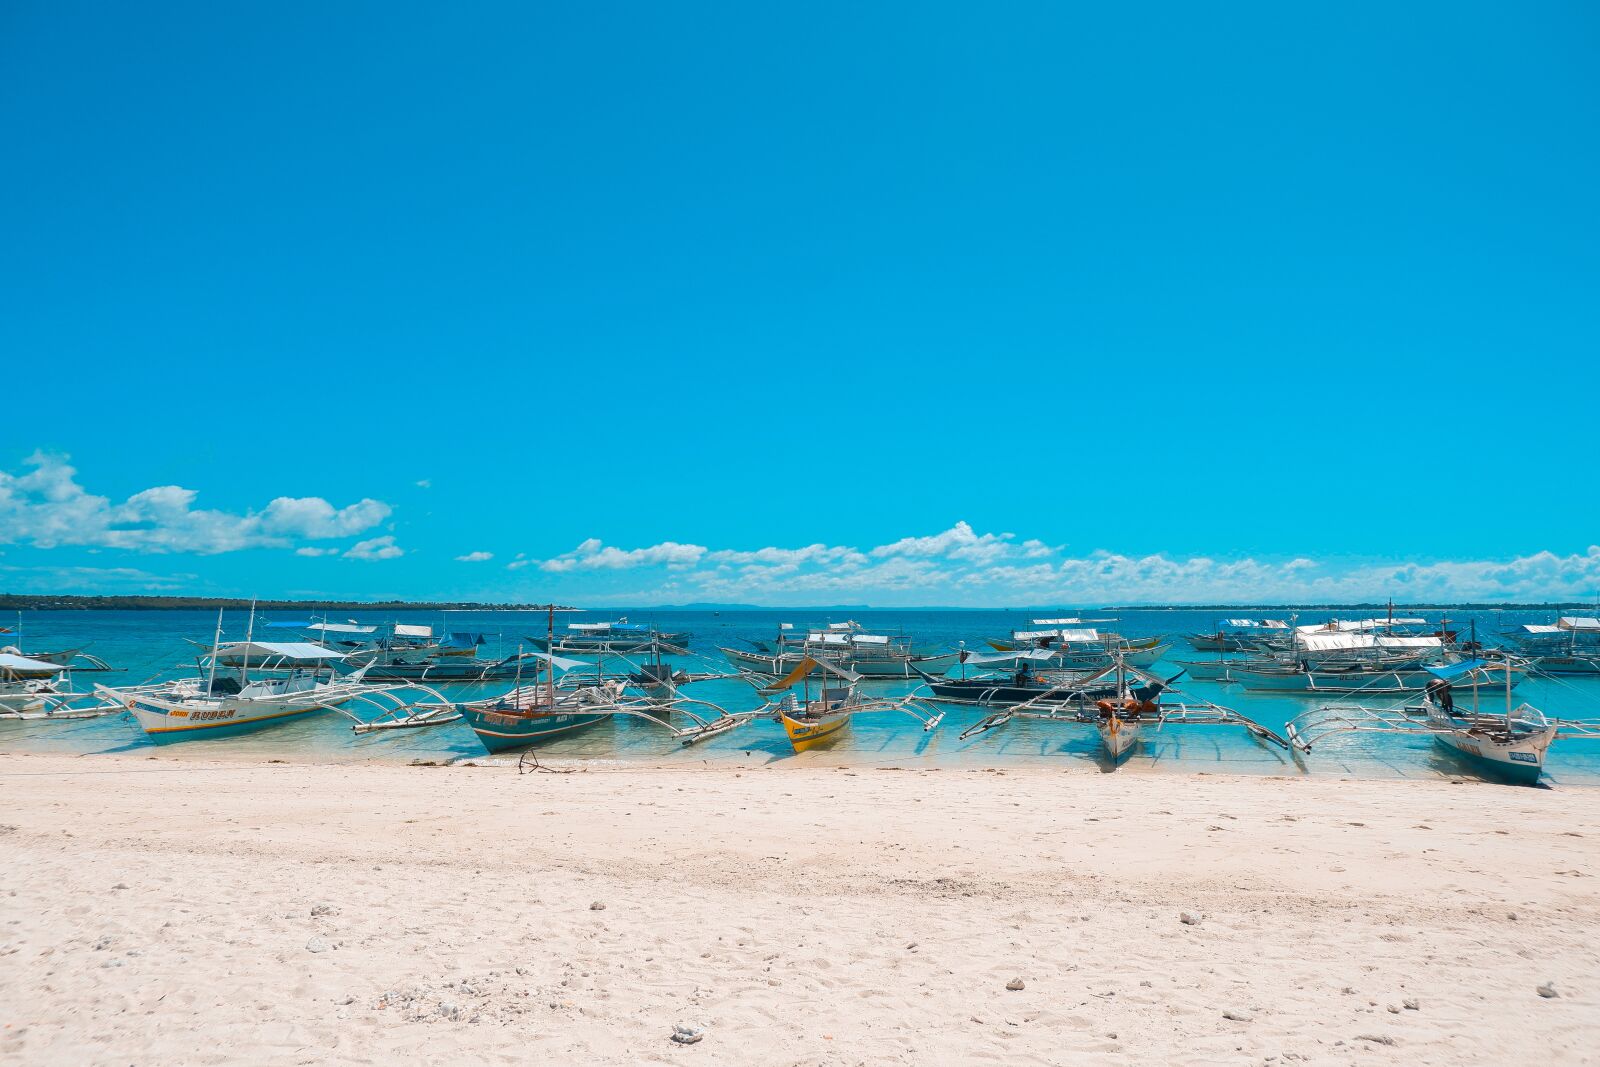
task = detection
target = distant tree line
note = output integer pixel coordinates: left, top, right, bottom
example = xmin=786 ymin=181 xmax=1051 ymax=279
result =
xmin=0 ymin=594 xmax=575 ymax=612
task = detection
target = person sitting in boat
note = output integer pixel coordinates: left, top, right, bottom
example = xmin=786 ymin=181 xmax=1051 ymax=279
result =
xmin=1013 ymin=664 xmax=1033 ymax=686
xmin=1425 ymin=677 xmax=1456 ymax=716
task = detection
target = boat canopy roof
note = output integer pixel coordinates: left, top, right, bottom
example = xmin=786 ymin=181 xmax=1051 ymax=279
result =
xmin=1520 ymin=624 xmax=1564 ymax=634
xmin=961 ymin=648 xmax=1059 ymax=665
xmin=393 ymin=623 xmax=432 ymax=638
xmin=211 ymin=641 xmax=347 ymax=661
xmin=1297 ymin=618 xmax=1428 ymax=634
xmin=529 ymin=650 xmax=589 ymax=672
xmin=805 ymin=631 xmax=892 ymax=645
xmin=767 ymin=656 xmax=862 ymax=690
xmin=568 ymin=621 xmax=650 ymax=633
xmin=1425 ymin=659 xmax=1492 ymax=680
xmin=1559 ymin=616 xmax=1600 ymax=631
xmin=307 ymin=622 xmax=378 ymax=636
xmin=0 ymin=652 xmax=63 ymax=672
xmin=1221 ymin=618 xmax=1289 ymax=630
xmin=1013 ymin=627 xmax=1100 ymax=642
xmin=1374 ymin=635 xmax=1444 ymax=649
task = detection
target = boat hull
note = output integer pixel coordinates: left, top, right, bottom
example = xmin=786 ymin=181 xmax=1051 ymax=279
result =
xmin=121 ymin=698 xmax=329 ymax=741
xmin=780 ymin=711 xmax=851 ymax=752
xmin=458 ymin=706 xmax=609 ymax=752
xmin=1098 ymin=717 xmax=1141 ymax=763
xmin=1431 ymin=724 xmax=1553 ymax=784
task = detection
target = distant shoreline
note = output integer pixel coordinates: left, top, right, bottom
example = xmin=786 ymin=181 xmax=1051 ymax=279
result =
xmin=0 ymin=594 xmax=1593 ymax=613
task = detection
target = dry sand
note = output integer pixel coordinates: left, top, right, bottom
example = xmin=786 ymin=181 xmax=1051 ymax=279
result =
xmin=1 ymin=751 xmax=1596 ymax=1065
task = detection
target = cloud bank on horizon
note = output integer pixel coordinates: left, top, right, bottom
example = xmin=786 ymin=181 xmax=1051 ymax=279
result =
xmin=526 ymin=525 xmax=1600 ymax=606
xmin=2 ymin=453 xmax=1598 ymax=604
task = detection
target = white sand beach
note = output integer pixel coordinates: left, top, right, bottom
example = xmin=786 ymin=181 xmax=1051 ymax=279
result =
xmin=2 ymin=752 xmax=1596 ymax=1065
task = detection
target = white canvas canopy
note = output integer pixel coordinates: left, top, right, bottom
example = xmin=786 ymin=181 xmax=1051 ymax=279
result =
xmin=851 ymin=634 xmax=891 ymax=645
xmin=963 ymin=648 xmax=1059 ymax=665
xmin=1297 ymin=632 xmax=1377 ymax=652
xmin=1559 ymin=617 xmax=1600 ymax=632
xmin=0 ymin=652 xmax=64 ymax=673
xmin=1011 ymin=627 xmax=1101 ymax=642
xmin=307 ymin=622 xmax=377 ymax=636
xmin=530 ymin=651 xmax=589 ymax=672
xmin=1374 ymin=636 xmax=1444 ymax=649
xmin=212 ymin=641 xmax=348 ymax=661
xmin=393 ymin=624 xmax=433 ymax=638
xmin=1297 ymin=618 xmax=1427 ymax=634
xmin=1521 ymin=624 xmax=1564 ymax=634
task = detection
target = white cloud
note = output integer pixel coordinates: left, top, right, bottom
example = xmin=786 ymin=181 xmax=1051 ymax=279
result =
xmin=872 ymin=521 xmax=1022 ymax=565
xmin=0 ymin=452 xmax=393 ymax=556
xmin=416 ymin=479 xmax=432 ymax=489
xmin=456 ymin=550 xmax=494 ymax=562
xmin=295 ymin=547 xmax=340 ymax=558
xmin=516 ymin=523 xmax=1600 ymax=605
xmin=344 ymin=535 xmax=403 ymax=561
xmin=539 ymin=537 xmax=707 ymax=572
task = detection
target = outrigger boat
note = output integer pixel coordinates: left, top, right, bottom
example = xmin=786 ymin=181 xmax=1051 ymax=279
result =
xmin=739 ymin=657 xmax=945 ymax=753
xmin=449 ymin=610 xmax=749 ymax=753
xmin=529 ymin=620 xmax=692 ymax=655
xmin=1504 ymin=616 xmax=1600 ymax=675
xmin=449 ymin=651 xmax=750 ymax=752
xmin=722 ymin=622 xmax=960 ymax=679
xmin=1185 ymin=618 xmax=1291 ymax=652
xmin=1286 ymin=658 xmax=1600 ymax=784
xmin=984 ymin=620 xmax=1170 ymax=669
xmin=1 ymin=616 xmax=114 ymax=672
xmin=102 ymin=609 xmax=455 ymax=741
xmin=1230 ymin=657 xmax=1522 ymax=695
xmin=1 ymin=651 xmax=126 ymax=720
xmin=956 ymin=654 xmax=1288 ymax=766
xmin=914 ymin=649 xmax=1175 ymax=708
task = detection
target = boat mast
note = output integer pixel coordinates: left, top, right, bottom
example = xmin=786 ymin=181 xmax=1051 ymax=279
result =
xmin=241 ymin=599 xmax=257 ymax=688
xmin=546 ymin=604 xmax=556 ymax=708
xmin=205 ymin=607 xmax=223 ymax=695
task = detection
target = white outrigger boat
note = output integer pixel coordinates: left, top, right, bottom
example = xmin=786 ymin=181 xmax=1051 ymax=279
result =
xmin=722 ymin=621 xmax=960 ymax=679
xmin=1 ymin=652 xmax=128 ymax=720
xmin=1285 ymin=658 xmax=1600 ymax=784
xmin=100 ymin=610 xmax=459 ymax=741
xmin=956 ymin=654 xmax=1287 ymax=766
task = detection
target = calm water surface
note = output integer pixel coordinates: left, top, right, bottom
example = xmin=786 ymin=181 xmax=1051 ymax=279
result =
xmin=4 ymin=607 xmax=1598 ymax=785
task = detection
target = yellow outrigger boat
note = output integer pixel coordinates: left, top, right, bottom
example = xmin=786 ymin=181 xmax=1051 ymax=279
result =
xmin=742 ymin=656 xmax=946 ymax=754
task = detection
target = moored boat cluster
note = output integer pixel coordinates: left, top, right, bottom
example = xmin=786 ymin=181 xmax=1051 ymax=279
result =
xmin=5 ymin=610 xmax=1599 ymax=785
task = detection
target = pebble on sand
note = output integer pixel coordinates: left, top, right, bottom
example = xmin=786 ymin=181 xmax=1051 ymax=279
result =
xmin=1222 ymin=1010 xmax=1251 ymax=1022
xmin=1179 ymin=912 xmax=1201 ymax=926
xmin=1403 ymin=998 xmax=1420 ymax=1011
xmin=306 ymin=936 xmax=331 ymax=953
xmin=1006 ymin=978 xmax=1025 ymax=991
xmin=590 ymin=901 xmax=607 ymax=911
xmin=671 ymin=1024 xmax=705 ymax=1044
xmin=1537 ymin=982 xmax=1559 ymax=999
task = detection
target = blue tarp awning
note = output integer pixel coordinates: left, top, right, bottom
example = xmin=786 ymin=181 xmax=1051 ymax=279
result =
xmin=1426 ymin=659 xmax=1490 ymax=680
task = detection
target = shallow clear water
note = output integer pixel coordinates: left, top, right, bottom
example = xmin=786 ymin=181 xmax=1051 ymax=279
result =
xmin=4 ymin=607 xmax=1597 ymax=785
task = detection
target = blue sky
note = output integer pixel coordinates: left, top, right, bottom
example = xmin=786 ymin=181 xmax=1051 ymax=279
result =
xmin=3 ymin=2 xmax=1598 ymax=605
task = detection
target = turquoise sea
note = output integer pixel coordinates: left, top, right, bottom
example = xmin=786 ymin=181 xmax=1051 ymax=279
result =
xmin=4 ymin=607 xmax=1598 ymax=785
